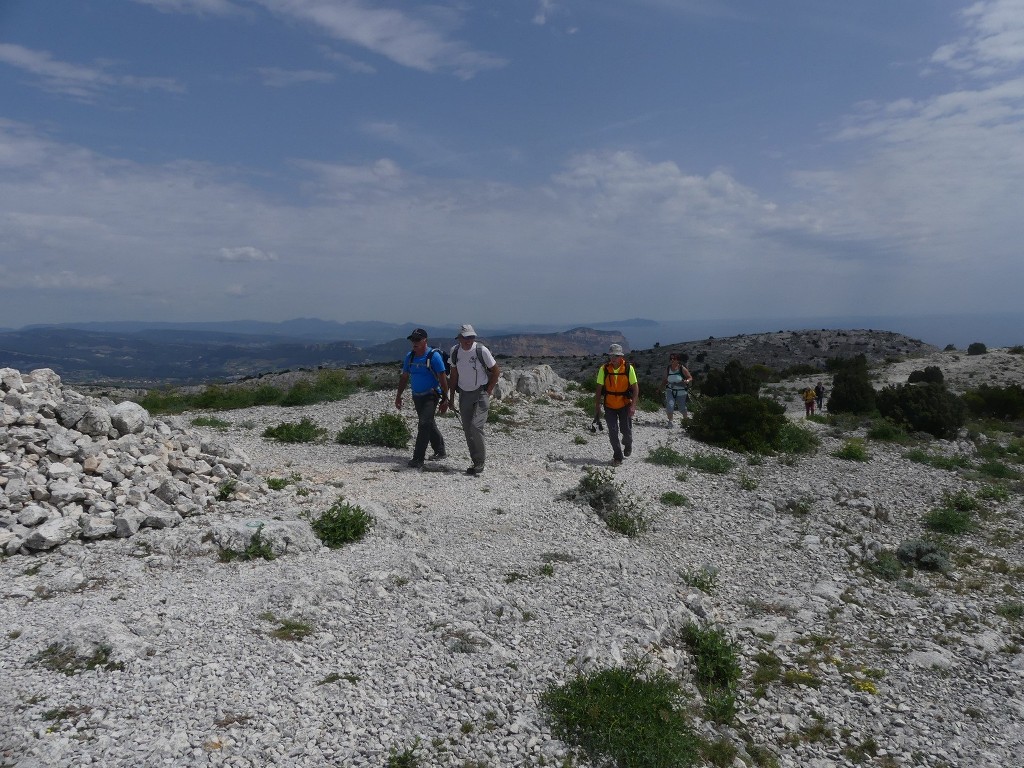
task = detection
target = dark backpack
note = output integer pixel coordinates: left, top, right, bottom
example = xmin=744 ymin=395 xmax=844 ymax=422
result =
xmin=450 ymin=343 xmax=491 ymax=372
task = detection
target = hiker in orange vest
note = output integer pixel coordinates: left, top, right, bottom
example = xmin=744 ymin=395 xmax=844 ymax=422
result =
xmin=594 ymin=344 xmax=639 ymax=466
xmin=802 ymin=386 xmax=816 ymax=417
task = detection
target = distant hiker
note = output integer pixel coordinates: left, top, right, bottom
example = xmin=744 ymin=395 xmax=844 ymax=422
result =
xmin=802 ymin=386 xmax=816 ymax=418
xmin=815 ymin=381 xmax=826 ymax=412
xmin=662 ymin=352 xmax=693 ymax=427
xmin=595 ymin=343 xmax=639 ymax=466
xmin=447 ymin=324 xmax=500 ymax=476
xmin=395 ymin=328 xmax=449 ymax=469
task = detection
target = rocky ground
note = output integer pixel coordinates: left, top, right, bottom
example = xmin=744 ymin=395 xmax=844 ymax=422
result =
xmin=2 ymin=346 xmax=1023 ymax=767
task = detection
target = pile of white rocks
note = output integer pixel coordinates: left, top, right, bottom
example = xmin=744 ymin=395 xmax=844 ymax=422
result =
xmin=0 ymin=368 xmax=255 ymax=555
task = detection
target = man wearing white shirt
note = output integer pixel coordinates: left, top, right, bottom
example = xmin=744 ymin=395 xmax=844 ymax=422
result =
xmin=447 ymin=324 xmax=501 ymax=476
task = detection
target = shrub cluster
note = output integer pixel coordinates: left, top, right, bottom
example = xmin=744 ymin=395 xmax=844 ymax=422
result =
xmin=140 ymin=369 xmax=358 ymax=414
xmin=963 ymin=384 xmax=1024 ymax=420
xmin=826 ymin=355 xmax=875 ymax=414
xmin=560 ymin=467 xmax=647 ymax=537
xmin=876 ymin=382 xmax=966 ymax=439
xmin=262 ymin=417 xmax=328 ymax=443
xmin=688 ymin=394 xmax=785 ymax=453
xmin=907 ymin=366 xmax=944 ymax=384
xmin=336 ymin=412 xmax=410 ymax=448
xmin=967 ymin=342 xmax=988 ymax=355
xmin=700 ymin=360 xmax=762 ymax=398
xmin=311 ymin=498 xmax=373 ymax=548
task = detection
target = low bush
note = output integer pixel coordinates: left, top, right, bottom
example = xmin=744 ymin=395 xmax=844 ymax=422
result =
xmin=540 ymin=660 xmax=700 ymax=768
xmin=336 ymin=413 xmax=410 ymax=448
xmin=923 ymin=506 xmax=974 ymax=535
xmin=876 ymin=382 xmax=966 ymax=439
xmin=219 ymin=524 xmax=276 ymax=562
xmin=827 ymin=355 xmax=875 ymax=415
xmin=775 ymin=422 xmax=820 ymax=455
xmin=660 ymin=490 xmax=689 ymax=507
xmin=140 ymin=369 xmax=360 ymax=414
xmin=646 ymin=445 xmax=689 ymax=467
xmin=907 ymin=366 xmax=944 ymax=384
xmin=896 ymin=539 xmax=952 ymax=574
xmin=686 ymin=452 xmax=735 ymax=474
xmin=311 ymin=498 xmax=373 ymax=548
xmin=701 ymin=360 xmax=762 ymax=397
xmin=866 ymin=418 xmax=910 ymax=443
xmin=561 ymin=467 xmax=647 ymax=537
xmin=678 ymin=622 xmax=742 ymax=724
xmin=967 ymin=342 xmax=988 ymax=355
xmin=904 ymin=448 xmax=972 ymax=471
xmin=834 ymin=439 xmax=869 ymax=462
xmin=688 ymin=394 xmax=786 ymax=453
xmin=262 ymin=417 xmax=328 ymax=443
xmin=962 ymin=384 xmax=1024 ymax=420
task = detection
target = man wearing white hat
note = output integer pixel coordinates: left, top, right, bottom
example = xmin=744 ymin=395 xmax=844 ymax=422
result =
xmin=448 ymin=324 xmax=500 ymax=476
xmin=594 ymin=343 xmax=638 ymax=466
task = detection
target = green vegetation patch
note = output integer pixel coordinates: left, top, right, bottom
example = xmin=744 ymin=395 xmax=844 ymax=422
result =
xmin=311 ymin=498 xmax=373 ymax=548
xmin=262 ymin=417 xmax=328 ymax=443
xmin=336 ymin=412 xmax=411 ymax=448
xmin=33 ymin=642 xmax=124 ymax=676
xmin=833 ymin=439 xmax=870 ymax=462
xmin=560 ymin=467 xmax=648 ymax=537
xmin=541 ymin=661 xmax=700 ymax=768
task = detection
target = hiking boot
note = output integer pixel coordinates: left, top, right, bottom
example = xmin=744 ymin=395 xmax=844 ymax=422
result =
xmin=428 ymin=451 xmax=447 ymax=461
xmin=612 ymin=458 xmax=623 ymax=466
xmin=407 ymin=459 xmax=424 ymax=469
xmin=465 ymin=465 xmax=484 ymax=476
xmin=623 ymin=444 xmax=632 ymax=457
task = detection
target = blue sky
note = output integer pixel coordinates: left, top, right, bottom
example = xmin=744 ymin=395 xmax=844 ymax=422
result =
xmin=1 ymin=0 xmax=1022 ymax=331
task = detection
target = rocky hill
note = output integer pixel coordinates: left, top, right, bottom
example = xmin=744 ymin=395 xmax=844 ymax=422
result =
xmin=2 ymin=343 xmax=1023 ymax=767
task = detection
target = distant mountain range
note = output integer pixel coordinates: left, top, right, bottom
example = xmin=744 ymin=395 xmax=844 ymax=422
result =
xmin=0 ymin=321 xmax=629 ymax=385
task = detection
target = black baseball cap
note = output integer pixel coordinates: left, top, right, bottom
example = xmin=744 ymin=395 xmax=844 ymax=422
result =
xmin=407 ymin=328 xmax=428 ymax=341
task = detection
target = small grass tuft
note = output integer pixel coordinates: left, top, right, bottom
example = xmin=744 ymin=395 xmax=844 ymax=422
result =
xmin=660 ymin=490 xmax=689 ymax=507
xmin=262 ymin=417 xmax=328 ymax=443
xmin=834 ymin=439 xmax=869 ymax=461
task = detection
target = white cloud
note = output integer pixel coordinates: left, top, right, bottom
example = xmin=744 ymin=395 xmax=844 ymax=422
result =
xmin=254 ymin=0 xmax=506 ymax=78
xmin=931 ymin=0 xmax=1024 ymax=74
xmin=0 ymin=43 xmax=183 ymax=100
xmin=256 ymin=67 xmax=335 ymax=87
xmin=129 ymin=0 xmax=238 ymax=14
xmin=218 ymin=246 xmax=279 ymax=262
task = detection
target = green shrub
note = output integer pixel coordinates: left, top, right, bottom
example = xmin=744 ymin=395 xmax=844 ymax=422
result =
xmin=701 ymin=360 xmax=762 ymax=397
xmin=896 ymin=539 xmax=952 ymax=574
xmin=561 ymin=467 xmax=647 ymax=537
xmin=834 ymin=439 xmax=869 ymax=461
xmin=262 ymin=417 xmax=328 ymax=443
xmin=876 ymin=382 xmax=966 ymax=439
xmin=646 ymin=445 xmax=689 ymax=467
xmin=775 ymin=422 xmax=820 ymax=454
xmin=977 ymin=460 xmax=1021 ymax=480
xmin=977 ymin=484 xmax=1011 ymax=502
xmin=686 ymin=452 xmax=735 ymax=474
xmin=995 ymin=602 xmax=1024 ymax=621
xmin=279 ymin=370 xmax=357 ymax=406
xmin=904 ymin=449 xmax=972 ymax=471
xmin=219 ymin=524 xmax=276 ymax=562
xmin=689 ymin=394 xmax=786 ymax=453
xmin=215 ymin=479 xmax=236 ymax=501
xmin=312 ymin=498 xmax=373 ymax=548
xmin=540 ymin=660 xmax=700 ymax=768
xmin=336 ymin=412 xmax=411 ymax=448
xmin=866 ymin=550 xmax=904 ymax=581
xmin=962 ymin=384 xmax=1024 ymax=419
xmin=192 ymin=416 xmax=231 ymax=428
xmin=907 ymin=366 xmax=944 ymax=384
xmin=661 ymin=490 xmax=689 ymax=507
xmin=923 ymin=507 xmax=974 ymax=535
xmin=678 ymin=623 xmax=742 ymax=724
xmin=826 ymin=355 xmax=875 ymax=415
xmin=139 ymin=370 xmax=359 ymax=414
xmin=967 ymin=342 xmax=988 ymax=355
xmin=866 ymin=418 xmax=910 ymax=442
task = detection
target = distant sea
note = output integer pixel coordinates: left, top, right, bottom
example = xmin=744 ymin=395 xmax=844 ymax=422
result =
xmin=622 ymin=313 xmax=1024 ymax=352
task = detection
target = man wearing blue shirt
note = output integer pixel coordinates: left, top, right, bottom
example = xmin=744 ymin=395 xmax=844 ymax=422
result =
xmin=395 ymin=328 xmax=450 ymax=469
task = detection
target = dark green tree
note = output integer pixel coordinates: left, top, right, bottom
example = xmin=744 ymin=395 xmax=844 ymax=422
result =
xmin=827 ymin=355 xmax=875 ymax=414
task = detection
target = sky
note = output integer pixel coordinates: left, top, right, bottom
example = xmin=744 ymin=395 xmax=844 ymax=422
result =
xmin=1 ymin=0 xmax=1023 ymax=332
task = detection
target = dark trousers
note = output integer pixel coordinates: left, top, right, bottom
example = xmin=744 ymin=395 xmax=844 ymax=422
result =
xmin=412 ymin=393 xmax=444 ymax=461
xmin=604 ymin=406 xmax=632 ymax=460
xmin=458 ymin=387 xmax=489 ymax=469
